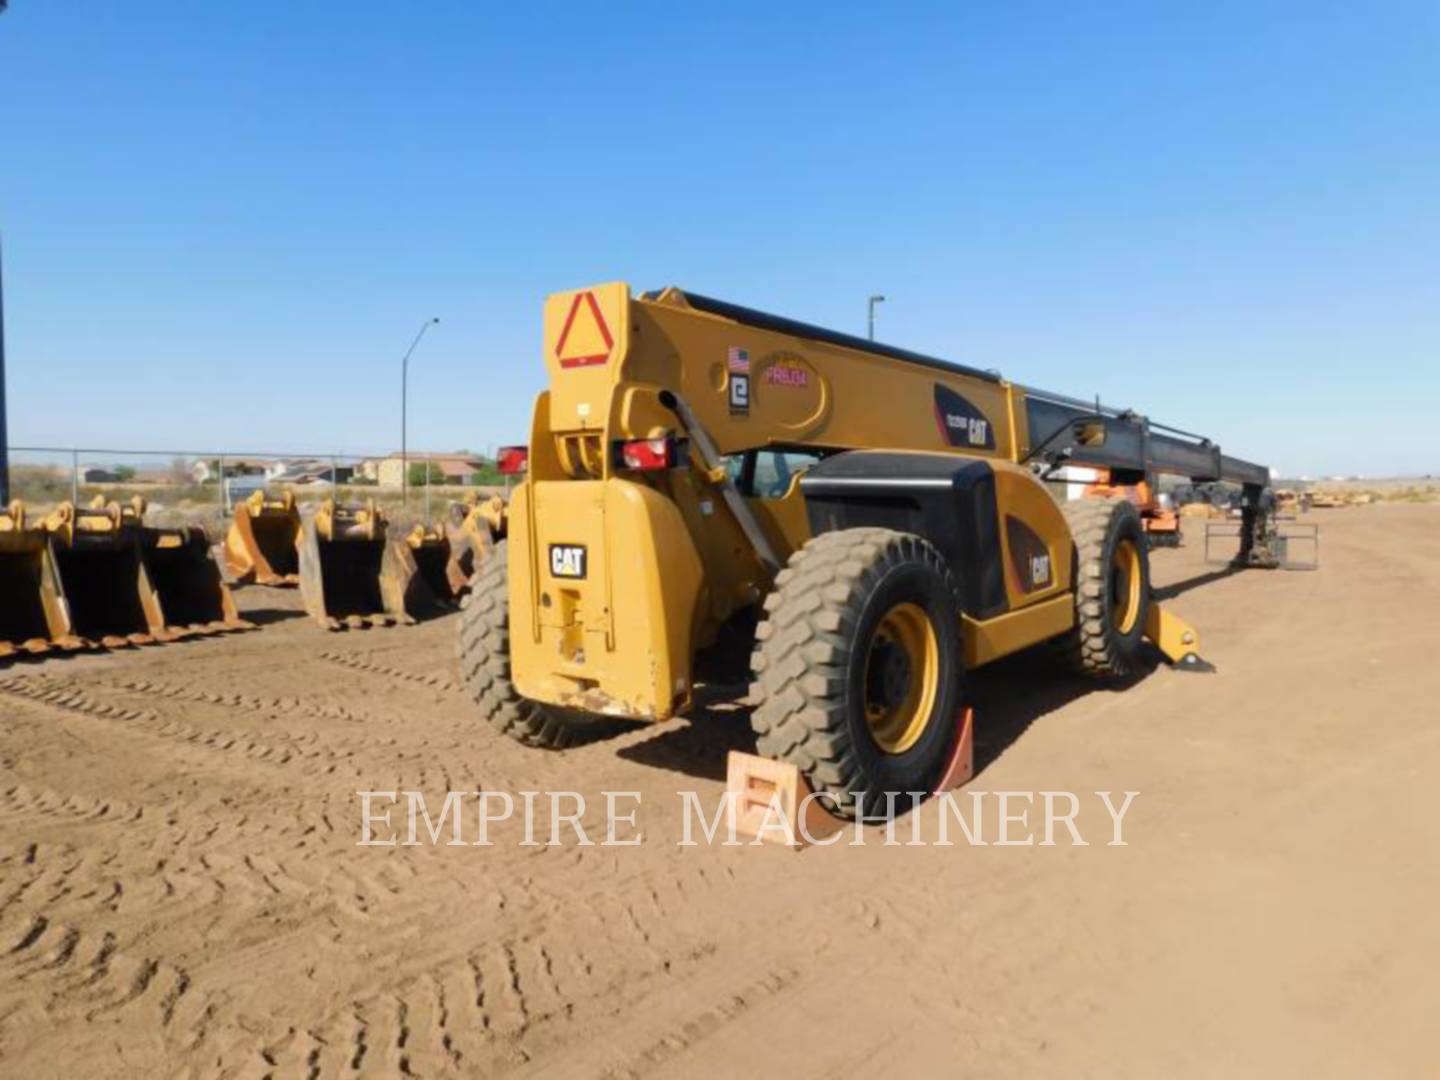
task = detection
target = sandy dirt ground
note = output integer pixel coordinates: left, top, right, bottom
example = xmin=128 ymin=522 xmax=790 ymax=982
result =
xmin=1 ymin=504 xmax=1436 ymax=1078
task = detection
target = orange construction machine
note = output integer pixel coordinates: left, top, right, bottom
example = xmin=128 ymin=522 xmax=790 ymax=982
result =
xmin=1081 ymin=470 xmax=1181 ymax=548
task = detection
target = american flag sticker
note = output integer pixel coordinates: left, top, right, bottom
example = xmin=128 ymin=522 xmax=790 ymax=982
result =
xmin=727 ymin=346 xmax=750 ymax=373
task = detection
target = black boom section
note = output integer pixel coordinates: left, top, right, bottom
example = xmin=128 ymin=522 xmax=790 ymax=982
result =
xmin=1024 ymin=391 xmax=1269 ymax=487
xmin=799 ymin=451 xmax=1009 ymax=619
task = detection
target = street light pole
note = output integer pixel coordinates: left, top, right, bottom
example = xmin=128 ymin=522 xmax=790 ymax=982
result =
xmin=400 ymin=317 xmax=439 ymax=509
xmin=867 ymin=294 xmax=886 ymax=341
xmin=0 ymin=235 xmax=9 ymax=506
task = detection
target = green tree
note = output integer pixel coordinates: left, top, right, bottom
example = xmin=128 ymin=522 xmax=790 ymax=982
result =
xmin=113 ymin=465 xmax=137 ymax=482
xmin=409 ymin=461 xmax=445 ymax=485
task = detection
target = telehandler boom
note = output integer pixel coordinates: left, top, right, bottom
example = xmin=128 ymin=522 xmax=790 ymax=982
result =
xmin=459 ymin=284 xmax=1283 ymax=815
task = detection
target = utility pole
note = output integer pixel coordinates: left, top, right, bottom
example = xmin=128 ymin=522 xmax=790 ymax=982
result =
xmin=0 ymin=236 xmax=9 ymax=506
xmin=400 ymin=316 xmax=439 ymax=509
xmin=867 ymin=294 xmax=886 ymax=341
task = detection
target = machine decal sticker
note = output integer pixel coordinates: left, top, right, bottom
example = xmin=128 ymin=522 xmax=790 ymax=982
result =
xmin=764 ymin=360 xmax=809 ymax=387
xmin=1004 ymin=515 xmax=1053 ymax=593
xmin=933 ymin=384 xmax=996 ymax=449
xmin=555 ymin=291 xmax=614 ymax=368
xmin=729 ymin=373 xmax=750 ymax=416
xmin=549 ymin=544 xmax=588 ymax=579
xmin=727 ymin=346 xmax=750 ymax=373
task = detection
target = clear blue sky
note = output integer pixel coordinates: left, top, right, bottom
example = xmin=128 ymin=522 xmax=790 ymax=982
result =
xmin=2 ymin=2 xmax=1436 ymax=476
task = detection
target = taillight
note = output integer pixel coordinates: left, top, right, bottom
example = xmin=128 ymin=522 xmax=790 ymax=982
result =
xmin=616 ymin=436 xmax=678 ymax=472
xmin=497 ymin=446 xmax=529 ymax=475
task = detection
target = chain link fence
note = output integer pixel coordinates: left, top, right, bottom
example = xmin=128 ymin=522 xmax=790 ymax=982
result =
xmin=7 ymin=445 xmax=512 ymax=534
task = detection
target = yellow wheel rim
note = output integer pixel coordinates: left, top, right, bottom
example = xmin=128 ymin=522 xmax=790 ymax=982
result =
xmin=862 ymin=601 xmax=940 ymax=755
xmin=1110 ymin=538 xmax=1143 ymax=634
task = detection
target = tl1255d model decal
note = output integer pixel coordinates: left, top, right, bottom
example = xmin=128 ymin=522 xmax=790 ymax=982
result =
xmin=933 ymin=384 xmax=996 ymax=450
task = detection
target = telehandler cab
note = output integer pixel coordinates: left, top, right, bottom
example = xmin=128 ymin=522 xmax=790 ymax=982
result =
xmin=459 ymin=284 xmax=1287 ymax=816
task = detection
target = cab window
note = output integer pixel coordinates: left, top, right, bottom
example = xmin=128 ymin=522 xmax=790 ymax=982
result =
xmin=723 ymin=449 xmax=824 ymax=498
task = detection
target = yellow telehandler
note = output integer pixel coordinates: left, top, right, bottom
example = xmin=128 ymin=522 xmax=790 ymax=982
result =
xmin=458 ymin=284 xmax=1290 ymax=816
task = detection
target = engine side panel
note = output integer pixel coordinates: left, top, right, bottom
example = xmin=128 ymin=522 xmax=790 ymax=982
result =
xmin=799 ymin=452 xmax=1009 ymax=619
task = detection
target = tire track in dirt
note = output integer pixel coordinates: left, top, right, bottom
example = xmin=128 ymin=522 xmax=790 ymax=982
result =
xmin=4 ymin=608 xmax=984 ymax=1078
xmin=0 ymin=675 xmax=368 ymax=778
xmin=200 ymin=861 xmax=745 ymax=1078
xmin=0 ymin=778 xmax=333 ymax=943
xmin=0 ymin=909 xmax=204 ymax=1050
xmin=318 ymin=649 xmax=462 ymax=694
xmin=596 ymin=966 xmax=801 ymax=1079
xmin=105 ymin=675 xmax=380 ymax=726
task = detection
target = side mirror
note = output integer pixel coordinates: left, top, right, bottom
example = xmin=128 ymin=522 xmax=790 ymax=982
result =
xmin=1074 ymin=419 xmax=1107 ymax=447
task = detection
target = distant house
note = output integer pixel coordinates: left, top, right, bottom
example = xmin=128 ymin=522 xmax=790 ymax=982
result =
xmin=376 ymin=453 xmax=488 ymax=488
xmin=268 ymin=460 xmax=355 ymax=485
xmin=82 ymin=467 xmax=121 ymax=483
xmin=191 ymin=459 xmax=267 ymax=483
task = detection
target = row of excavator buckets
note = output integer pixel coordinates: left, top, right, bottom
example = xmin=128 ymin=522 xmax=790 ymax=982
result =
xmin=0 ymin=496 xmax=248 ymax=659
xmin=224 ymin=489 xmax=499 ymax=629
xmin=1 ymin=489 xmax=503 ymax=659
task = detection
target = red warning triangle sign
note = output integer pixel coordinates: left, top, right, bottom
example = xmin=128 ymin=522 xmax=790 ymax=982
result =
xmin=555 ymin=291 xmax=615 ymax=369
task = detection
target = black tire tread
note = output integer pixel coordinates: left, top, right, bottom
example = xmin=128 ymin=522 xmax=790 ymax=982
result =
xmin=455 ymin=541 xmax=575 ymax=749
xmin=1055 ymin=497 xmax=1147 ymax=678
xmin=748 ymin=528 xmax=958 ymax=817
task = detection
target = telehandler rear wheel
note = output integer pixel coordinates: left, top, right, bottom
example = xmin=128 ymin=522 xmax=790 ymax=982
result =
xmin=456 ymin=540 xmax=587 ymax=749
xmin=749 ymin=528 xmax=964 ymax=819
xmin=1056 ymin=497 xmax=1151 ymax=677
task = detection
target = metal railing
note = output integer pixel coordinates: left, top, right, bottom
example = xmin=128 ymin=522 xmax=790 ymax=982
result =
xmin=6 ymin=445 xmax=508 ymax=522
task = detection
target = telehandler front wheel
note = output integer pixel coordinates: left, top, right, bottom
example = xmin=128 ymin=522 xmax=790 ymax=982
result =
xmin=1056 ymin=497 xmax=1151 ymax=678
xmin=749 ymin=528 xmax=964 ymax=819
xmin=455 ymin=540 xmax=587 ymax=749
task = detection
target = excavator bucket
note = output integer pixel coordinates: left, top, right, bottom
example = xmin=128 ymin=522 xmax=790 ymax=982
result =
xmin=44 ymin=498 xmax=250 ymax=650
xmin=0 ymin=502 xmax=84 ymax=659
xmin=404 ymin=524 xmax=464 ymax=607
xmin=297 ymin=500 xmax=438 ymax=629
xmin=225 ymin=490 xmax=301 ymax=586
xmin=47 ymin=500 xmax=160 ymax=647
xmin=442 ymin=492 xmax=502 ymax=595
xmin=140 ymin=525 xmax=246 ymax=632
